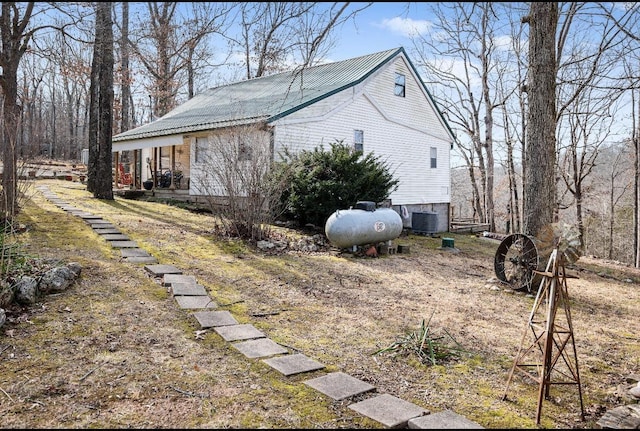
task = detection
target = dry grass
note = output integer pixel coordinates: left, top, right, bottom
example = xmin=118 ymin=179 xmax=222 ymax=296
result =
xmin=1 ymin=178 xmax=639 ymax=429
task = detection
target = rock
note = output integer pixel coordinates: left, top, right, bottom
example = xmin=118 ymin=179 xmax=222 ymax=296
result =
xmin=257 ymin=240 xmax=276 ymax=250
xmin=597 ymin=404 xmax=640 ymax=429
xmin=14 ymin=276 xmax=39 ymax=305
xmin=39 ymin=266 xmax=75 ymax=293
xmin=625 ymin=374 xmax=640 ymax=384
xmin=0 ymin=280 xmax=15 ymax=308
xmin=67 ymin=262 xmax=82 ymax=277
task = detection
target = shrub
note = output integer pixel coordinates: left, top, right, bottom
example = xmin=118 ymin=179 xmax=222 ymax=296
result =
xmin=272 ymin=141 xmax=399 ymax=227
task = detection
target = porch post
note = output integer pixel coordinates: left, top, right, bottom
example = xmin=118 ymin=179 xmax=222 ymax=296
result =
xmin=169 ymin=145 xmax=176 ymax=189
xmin=114 ymin=152 xmax=121 ymax=189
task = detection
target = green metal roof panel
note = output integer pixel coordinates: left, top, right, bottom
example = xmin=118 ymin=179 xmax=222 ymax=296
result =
xmin=113 ymin=48 xmax=401 ymax=142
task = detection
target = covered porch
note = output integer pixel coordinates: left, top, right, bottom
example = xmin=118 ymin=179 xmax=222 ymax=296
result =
xmin=112 ymin=134 xmax=191 ymax=193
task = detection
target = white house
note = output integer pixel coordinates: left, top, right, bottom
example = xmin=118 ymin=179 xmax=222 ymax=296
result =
xmin=112 ymin=47 xmax=457 ymax=232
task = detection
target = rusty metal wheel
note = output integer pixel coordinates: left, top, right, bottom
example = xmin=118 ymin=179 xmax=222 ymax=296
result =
xmin=494 ymin=233 xmax=539 ymax=292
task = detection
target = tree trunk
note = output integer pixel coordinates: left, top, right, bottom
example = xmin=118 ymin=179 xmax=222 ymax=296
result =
xmin=120 ymin=2 xmax=130 ymax=133
xmin=523 ymin=3 xmax=558 ymax=238
xmin=88 ymin=2 xmax=114 ymax=199
xmin=0 ymin=2 xmax=35 ymax=221
xmin=635 ymin=91 xmax=640 ymax=268
xmin=481 ymin=7 xmax=495 ymax=232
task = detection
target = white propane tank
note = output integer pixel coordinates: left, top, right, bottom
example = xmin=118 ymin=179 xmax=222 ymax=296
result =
xmin=324 ymin=204 xmax=403 ymax=249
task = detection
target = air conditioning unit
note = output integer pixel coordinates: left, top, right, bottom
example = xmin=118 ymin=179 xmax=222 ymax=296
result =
xmin=412 ymin=211 xmax=438 ymax=235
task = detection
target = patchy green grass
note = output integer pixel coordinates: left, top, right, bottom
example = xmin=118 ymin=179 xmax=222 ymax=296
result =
xmin=1 ymin=179 xmax=637 ymax=429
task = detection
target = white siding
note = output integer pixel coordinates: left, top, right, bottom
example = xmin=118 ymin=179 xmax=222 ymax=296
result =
xmin=271 ymin=56 xmax=452 ymax=206
xmin=189 ymin=128 xmax=271 ymax=197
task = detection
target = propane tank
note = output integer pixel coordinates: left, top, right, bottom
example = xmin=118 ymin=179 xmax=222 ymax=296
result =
xmin=324 ymin=202 xmax=403 ymax=249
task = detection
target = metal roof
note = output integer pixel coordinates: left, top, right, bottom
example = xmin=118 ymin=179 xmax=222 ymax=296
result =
xmin=113 ymin=47 xmax=404 ymax=142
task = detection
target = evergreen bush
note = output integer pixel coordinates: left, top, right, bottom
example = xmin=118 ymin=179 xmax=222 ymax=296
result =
xmin=272 ymin=141 xmax=399 ymax=227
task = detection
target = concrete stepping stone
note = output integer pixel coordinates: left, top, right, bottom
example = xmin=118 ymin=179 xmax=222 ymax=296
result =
xmin=174 ymin=295 xmax=216 ymax=310
xmin=192 ymin=310 xmax=238 ymax=328
xmin=108 ymin=240 xmax=138 ymax=248
xmin=76 ymin=213 xmax=102 ymax=220
xmin=231 ymin=338 xmax=288 ymax=359
xmin=348 ymin=393 xmax=428 ymax=428
xmin=303 ymin=372 xmax=375 ymax=400
xmin=262 ymin=353 xmax=325 ymax=376
xmin=171 ymin=282 xmax=208 ymax=296
xmin=89 ymin=222 xmax=116 ymax=229
xmin=408 ymin=410 xmax=484 ymax=429
xmin=70 ymin=211 xmax=97 ymax=218
xmin=94 ymin=228 xmax=122 ymax=235
xmin=101 ymin=233 xmax=130 ymax=241
xmin=85 ymin=218 xmax=109 ymax=223
xmin=214 ymin=323 xmax=265 ymax=341
xmin=163 ymin=274 xmax=197 ymax=287
xmin=144 ymin=264 xmax=182 ymax=277
xmin=596 ymin=404 xmax=640 ymax=429
xmin=124 ymin=256 xmax=158 ymax=264
xmin=121 ymin=248 xmax=151 ymax=257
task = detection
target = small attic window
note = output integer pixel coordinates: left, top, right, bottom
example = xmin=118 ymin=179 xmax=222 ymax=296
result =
xmin=395 ymin=72 xmax=405 ymax=97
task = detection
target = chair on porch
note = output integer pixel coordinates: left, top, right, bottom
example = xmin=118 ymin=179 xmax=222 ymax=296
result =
xmin=118 ymin=163 xmax=133 ymax=186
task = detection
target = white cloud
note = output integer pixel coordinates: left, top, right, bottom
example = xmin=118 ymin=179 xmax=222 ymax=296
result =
xmin=377 ymin=17 xmax=432 ymax=38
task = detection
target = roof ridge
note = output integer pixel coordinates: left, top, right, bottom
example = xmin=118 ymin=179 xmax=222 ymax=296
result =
xmin=205 ymin=47 xmax=403 ymax=92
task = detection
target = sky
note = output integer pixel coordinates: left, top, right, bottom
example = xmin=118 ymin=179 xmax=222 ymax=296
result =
xmin=324 ymin=2 xmax=431 ymax=61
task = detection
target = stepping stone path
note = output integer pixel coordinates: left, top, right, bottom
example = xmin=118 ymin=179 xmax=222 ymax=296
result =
xmin=35 ymin=184 xmax=485 ymax=429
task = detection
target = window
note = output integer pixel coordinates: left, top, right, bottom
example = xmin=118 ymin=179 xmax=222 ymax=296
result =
xmin=394 ymin=73 xmax=405 ymax=97
xmin=430 ymin=147 xmax=437 ymax=168
xmin=354 ymin=130 xmax=364 ymax=152
xmin=194 ymin=137 xmax=207 ymax=163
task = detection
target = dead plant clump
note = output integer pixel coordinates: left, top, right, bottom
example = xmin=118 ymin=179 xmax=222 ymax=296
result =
xmin=1 ymin=179 xmax=639 ymax=429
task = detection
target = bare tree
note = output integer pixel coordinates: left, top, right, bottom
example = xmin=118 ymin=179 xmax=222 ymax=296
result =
xmin=605 ymin=145 xmax=634 ymax=260
xmin=122 ymin=2 xmax=232 ymax=117
xmin=190 ymin=125 xmax=285 ymax=242
xmin=597 ymin=3 xmax=640 ymax=267
xmin=87 ymin=2 xmax=114 ymax=199
xmin=119 ymin=2 xmax=131 ymax=132
xmin=412 ymin=2 xmax=521 ymax=232
xmin=0 ymin=2 xmax=36 ymax=220
xmin=0 ymin=2 xmax=92 ymax=220
xmin=557 ymin=87 xmax=621 ymax=246
xmin=19 ymin=50 xmax=47 ymax=159
xmin=233 ymin=2 xmax=371 ymax=79
xmin=635 ymin=83 xmax=640 ymax=268
xmin=39 ymin=29 xmax=92 ymax=161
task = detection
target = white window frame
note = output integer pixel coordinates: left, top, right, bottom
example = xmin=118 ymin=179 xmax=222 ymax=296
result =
xmin=430 ymin=147 xmax=437 ymax=169
xmin=354 ymin=130 xmax=364 ymax=152
xmin=194 ymin=137 xmax=208 ymax=163
xmin=394 ymin=72 xmax=405 ymax=97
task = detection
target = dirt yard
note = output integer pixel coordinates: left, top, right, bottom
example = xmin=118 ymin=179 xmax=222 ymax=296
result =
xmin=1 ymin=178 xmax=639 ymax=429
